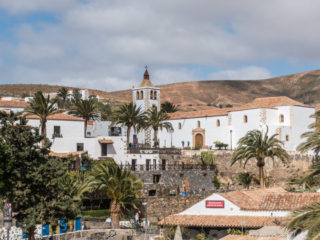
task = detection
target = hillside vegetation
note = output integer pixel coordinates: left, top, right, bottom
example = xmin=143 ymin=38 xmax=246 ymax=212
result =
xmin=1 ymin=69 xmax=320 ymax=111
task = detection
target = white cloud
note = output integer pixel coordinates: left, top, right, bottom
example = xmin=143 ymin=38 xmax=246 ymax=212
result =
xmin=1 ymin=0 xmax=320 ymax=90
xmin=208 ymin=66 xmax=272 ymax=80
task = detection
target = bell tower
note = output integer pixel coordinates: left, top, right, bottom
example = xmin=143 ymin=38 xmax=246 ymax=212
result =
xmin=132 ymin=67 xmax=160 ymax=145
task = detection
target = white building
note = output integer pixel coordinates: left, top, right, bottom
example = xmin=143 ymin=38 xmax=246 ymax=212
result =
xmin=157 ymin=96 xmax=314 ymax=151
xmin=160 ymin=188 xmax=320 ymax=237
xmin=132 ymin=68 xmax=160 ymax=145
xmin=0 ymin=100 xmax=28 ymax=113
xmin=67 ymin=88 xmax=89 ymax=101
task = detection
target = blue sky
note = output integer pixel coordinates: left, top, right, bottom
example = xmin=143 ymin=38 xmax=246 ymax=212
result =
xmin=0 ymin=0 xmax=319 ymax=91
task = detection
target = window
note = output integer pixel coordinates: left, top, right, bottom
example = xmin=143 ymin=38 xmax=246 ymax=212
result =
xmin=216 ymin=119 xmax=220 ymax=127
xmin=154 ymin=91 xmax=157 ymax=99
xmin=153 ymin=174 xmax=161 ymax=184
xmin=178 ymin=122 xmax=182 ymax=129
xmin=136 ymin=91 xmax=140 ymax=100
xmin=101 ymin=143 xmax=107 ymax=156
xmin=279 ymin=114 xmax=284 ymax=123
xmin=286 ymin=135 xmax=290 ymax=141
xmin=140 ymin=90 xmax=144 ymax=99
xmin=131 ymin=159 xmax=137 ymax=171
xmin=150 ymin=90 xmax=153 ymax=99
xmin=77 ymin=143 xmax=84 ymax=151
xmin=243 ymin=115 xmax=248 ymax=123
xmin=197 ymin=121 xmax=200 ymax=128
xmin=53 ymin=126 xmax=61 ymax=137
xmin=146 ymin=159 xmax=150 ymax=171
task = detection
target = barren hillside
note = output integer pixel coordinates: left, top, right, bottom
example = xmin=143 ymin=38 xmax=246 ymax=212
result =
xmin=1 ymin=69 xmax=319 ymax=111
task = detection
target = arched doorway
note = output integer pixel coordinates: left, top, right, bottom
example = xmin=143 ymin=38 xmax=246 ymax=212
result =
xmin=195 ymin=133 xmax=203 ymax=148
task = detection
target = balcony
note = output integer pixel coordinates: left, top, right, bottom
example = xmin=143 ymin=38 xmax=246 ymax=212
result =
xmin=52 ymin=133 xmax=63 ymax=138
xmin=127 ymin=147 xmax=181 ymax=155
xmin=124 ymin=163 xmax=216 ymax=172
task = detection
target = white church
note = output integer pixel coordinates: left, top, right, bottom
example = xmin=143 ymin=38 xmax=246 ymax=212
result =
xmin=0 ymin=69 xmax=315 ymax=165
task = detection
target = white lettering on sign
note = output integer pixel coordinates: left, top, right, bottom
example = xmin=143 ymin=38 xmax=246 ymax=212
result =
xmin=206 ymin=200 xmax=224 ymax=208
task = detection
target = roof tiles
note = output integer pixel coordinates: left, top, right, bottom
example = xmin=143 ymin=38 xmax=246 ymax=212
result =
xmin=26 ymin=113 xmax=84 ymax=121
xmin=0 ymin=100 xmax=29 ymax=108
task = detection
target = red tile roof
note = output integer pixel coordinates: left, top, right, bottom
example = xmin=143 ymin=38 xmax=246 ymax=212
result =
xmin=159 ymin=215 xmax=284 ymax=228
xmin=219 ymin=188 xmax=320 ymax=211
xmin=0 ymin=100 xmax=29 ymax=108
xmin=169 ymin=108 xmax=229 ymax=120
xmin=49 ymin=151 xmax=87 ymax=158
xmin=26 ymin=113 xmax=84 ymax=121
xmin=231 ymin=96 xmax=308 ymax=112
xmin=169 ymin=97 xmax=308 ymax=120
xmin=221 ymin=236 xmax=285 ymax=240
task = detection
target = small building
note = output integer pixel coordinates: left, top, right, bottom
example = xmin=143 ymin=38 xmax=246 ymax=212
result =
xmin=160 ymin=188 xmax=320 ymax=239
xmin=0 ymin=100 xmax=29 ymax=113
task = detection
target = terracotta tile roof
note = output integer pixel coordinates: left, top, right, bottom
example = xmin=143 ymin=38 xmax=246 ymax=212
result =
xmin=49 ymin=151 xmax=87 ymax=158
xmin=0 ymin=100 xmax=28 ymax=108
xmin=231 ymin=96 xmax=308 ymax=112
xmin=221 ymin=235 xmax=285 ymax=240
xmin=169 ymin=108 xmax=229 ymax=120
xmin=98 ymin=138 xmax=114 ymax=144
xmin=159 ymin=215 xmax=284 ymax=228
xmin=26 ymin=113 xmax=84 ymax=121
xmin=219 ymin=188 xmax=320 ymax=211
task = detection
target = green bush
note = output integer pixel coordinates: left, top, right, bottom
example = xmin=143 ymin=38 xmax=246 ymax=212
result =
xmin=192 ymin=233 xmax=208 ymax=240
xmin=238 ymin=172 xmax=253 ymax=189
xmin=214 ymin=141 xmax=228 ymax=150
xmin=194 ymin=143 xmax=201 ymax=150
xmin=184 ymin=146 xmax=191 ymax=150
xmin=227 ymin=228 xmax=248 ymax=235
xmin=213 ymin=176 xmax=220 ymax=190
xmin=201 ymin=151 xmax=217 ymax=165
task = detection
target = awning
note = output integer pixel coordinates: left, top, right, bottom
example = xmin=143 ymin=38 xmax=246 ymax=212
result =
xmin=98 ymin=139 xmax=114 ymax=144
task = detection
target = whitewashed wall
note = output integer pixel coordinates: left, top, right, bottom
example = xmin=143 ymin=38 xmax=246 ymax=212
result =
xmin=0 ymin=106 xmax=25 ymax=113
xmin=180 ymin=193 xmax=289 ymax=217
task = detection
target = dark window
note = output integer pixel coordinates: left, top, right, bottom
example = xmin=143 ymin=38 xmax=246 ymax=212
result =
xmin=131 ymin=159 xmax=136 ymax=171
xmin=180 ymin=173 xmax=184 ymax=178
xmin=153 ymin=174 xmax=161 ymax=184
xmin=216 ymin=119 xmax=220 ymax=127
xmin=111 ymin=127 xmax=121 ymax=136
xmin=148 ymin=190 xmax=156 ymax=196
xmin=161 ymin=159 xmax=166 ymax=171
xmin=146 ymin=159 xmax=150 ymax=171
xmin=77 ymin=143 xmax=84 ymax=151
xmin=243 ymin=115 xmax=248 ymax=123
xmin=53 ymin=126 xmax=61 ymax=137
xmin=197 ymin=121 xmax=200 ymax=128
xmin=101 ymin=143 xmax=107 ymax=156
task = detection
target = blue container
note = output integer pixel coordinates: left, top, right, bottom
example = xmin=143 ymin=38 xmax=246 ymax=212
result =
xmin=182 ymin=191 xmax=186 ymax=196
xmin=74 ymin=217 xmax=82 ymax=231
xmin=59 ymin=219 xmax=67 ymax=234
xmin=42 ymin=224 xmax=50 ymax=236
xmin=22 ymin=233 xmax=29 ymax=239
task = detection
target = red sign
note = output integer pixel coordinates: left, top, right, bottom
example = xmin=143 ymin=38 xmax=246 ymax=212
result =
xmin=206 ymin=200 xmax=224 ymax=208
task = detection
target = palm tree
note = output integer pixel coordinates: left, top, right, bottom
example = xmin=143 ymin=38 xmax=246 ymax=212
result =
xmin=57 ymin=87 xmax=68 ymax=109
xmin=231 ymin=128 xmax=289 ymax=188
xmin=69 ymin=98 xmax=99 ymax=137
xmin=297 ymin=111 xmax=320 ymax=156
xmin=285 ymin=202 xmax=320 ymax=239
xmin=111 ymin=102 xmax=146 ymax=147
xmin=146 ymin=107 xmax=173 ymax=147
xmin=89 ymin=162 xmax=143 ymax=229
xmin=161 ymin=101 xmax=179 ymax=113
xmin=24 ymin=91 xmax=59 ymax=142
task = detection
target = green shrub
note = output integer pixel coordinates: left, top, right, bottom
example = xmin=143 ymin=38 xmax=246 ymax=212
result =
xmin=213 ymin=176 xmax=220 ymax=189
xmin=238 ymin=172 xmax=253 ymax=189
xmin=184 ymin=146 xmax=191 ymax=150
xmin=227 ymin=228 xmax=248 ymax=235
xmin=192 ymin=233 xmax=208 ymax=240
xmin=201 ymin=151 xmax=216 ymax=165
xmin=214 ymin=141 xmax=228 ymax=150
xmin=194 ymin=143 xmax=201 ymax=150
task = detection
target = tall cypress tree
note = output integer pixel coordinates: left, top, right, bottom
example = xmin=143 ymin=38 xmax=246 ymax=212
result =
xmin=0 ymin=112 xmax=80 ymax=240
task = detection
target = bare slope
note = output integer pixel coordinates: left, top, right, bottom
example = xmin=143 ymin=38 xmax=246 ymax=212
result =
xmin=1 ymin=69 xmax=319 ymax=110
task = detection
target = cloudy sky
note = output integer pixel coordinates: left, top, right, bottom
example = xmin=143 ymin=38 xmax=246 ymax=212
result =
xmin=0 ymin=0 xmax=319 ymax=91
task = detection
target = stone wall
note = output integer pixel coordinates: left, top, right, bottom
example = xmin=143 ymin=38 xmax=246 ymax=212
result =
xmin=146 ymin=195 xmax=207 ymax=220
xmin=181 ymin=150 xmax=314 ymax=188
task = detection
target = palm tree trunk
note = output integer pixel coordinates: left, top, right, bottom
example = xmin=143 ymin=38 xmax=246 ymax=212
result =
xmin=28 ymin=226 xmax=35 ymax=240
xmin=84 ymin=119 xmax=88 ymax=138
xmin=259 ymin=166 xmax=265 ymax=188
xmin=110 ymin=200 xmax=121 ymax=229
xmin=41 ymin=119 xmax=47 ymax=147
xmin=126 ymin=126 xmax=131 ymax=148
xmin=153 ymin=128 xmax=158 ymax=147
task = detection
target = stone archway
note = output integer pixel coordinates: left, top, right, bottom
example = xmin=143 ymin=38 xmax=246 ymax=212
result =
xmin=192 ymin=128 xmax=205 ymax=148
